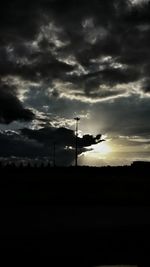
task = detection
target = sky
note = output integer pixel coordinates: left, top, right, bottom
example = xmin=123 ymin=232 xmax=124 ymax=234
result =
xmin=0 ymin=0 xmax=150 ymax=166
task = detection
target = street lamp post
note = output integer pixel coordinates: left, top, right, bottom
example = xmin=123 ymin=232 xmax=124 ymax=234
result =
xmin=74 ymin=117 xmax=80 ymax=167
xmin=53 ymin=142 xmax=56 ymax=167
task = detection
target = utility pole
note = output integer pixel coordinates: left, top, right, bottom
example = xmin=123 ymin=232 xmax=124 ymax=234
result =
xmin=74 ymin=117 xmax=80 ymax=167
xmin=53 ymin=142 xmax=56 ymax=167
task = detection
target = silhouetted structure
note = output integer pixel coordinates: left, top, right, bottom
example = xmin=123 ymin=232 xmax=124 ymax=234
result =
xmin=53 ymin=142 xmax=56 ymax=167
xmin=132 ymin=160 xmax=150 ymax=167
xmin=74 ymin=117 xmax=80 ymax=167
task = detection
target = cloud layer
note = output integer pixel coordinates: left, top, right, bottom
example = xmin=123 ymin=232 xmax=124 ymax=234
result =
xmin=0 ymin=0 xmax=150 ymax=164
xmin=1 ymin=0 xmax=150 ymax=105
xmin=0 ymin=127 xmax=104 ymax=165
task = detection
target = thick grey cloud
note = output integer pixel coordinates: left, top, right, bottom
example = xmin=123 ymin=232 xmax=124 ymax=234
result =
xmin=0 ymin=130 xmax=43 ymax=157
xmin=1 ymin=0 xmax=149 ymax=97
xmin=21 ymin=126 xmax=103 ymax=148
xmin=0 ymin=127 xmax=104 ymax=165
xmin=21 ymin=126 xmax=104 ymax=165
xmin=0 ymin=83 xmax=34 ymax=123
xmin=0 ymin=0 xmax=150 ymax=99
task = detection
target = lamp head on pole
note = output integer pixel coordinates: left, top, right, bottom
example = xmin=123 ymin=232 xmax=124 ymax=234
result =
xmin=74 ymin=117 xmax=80 ymax=122
xmin=74 ymin=117 xmax=80 ymax=167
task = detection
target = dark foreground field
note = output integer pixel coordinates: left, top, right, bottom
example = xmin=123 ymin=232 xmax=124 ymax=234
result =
xmin=0 ymin=164 xmax=150 ymax=266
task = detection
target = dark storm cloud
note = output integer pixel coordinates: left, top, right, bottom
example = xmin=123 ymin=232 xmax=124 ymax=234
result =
xmin=65 ymin=67 xmax=139 ymax=96
xmin=0 ymin=2 xmax=142 ymax=81
xmin=0 ymin=130 xmax=43 ymax=157
xmin=21 ymin=126 xmax=103 ymax=148
xmin=0 ymin=47 xmax=74 ymax=82
xmin=142 ymin=77 xmax=150 ymax=93
xmin=0 ymin=130 xmax=56 ymax=160
xmin=0 ymin=0 xmax=150 ymax=102
xmin=0 ymin=126 xmax=104 ymax=165
xmin=0 ymin=1 xmax=41 ymax=44
xmin=0 ymin=83 xmax=34 ymax=124
xmin=20 ymin=126 xmax=104 ymax=165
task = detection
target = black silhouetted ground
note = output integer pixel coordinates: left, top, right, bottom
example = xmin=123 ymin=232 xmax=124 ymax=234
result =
xmin=0 ymin=163 xmax=150 ymax=266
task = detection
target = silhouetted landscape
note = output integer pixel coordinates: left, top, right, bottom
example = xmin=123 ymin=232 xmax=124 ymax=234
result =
xmin=1 ymin=0 xmax=150 ymax=266
xmin=0 ymin=162 xmax=149 ymax=266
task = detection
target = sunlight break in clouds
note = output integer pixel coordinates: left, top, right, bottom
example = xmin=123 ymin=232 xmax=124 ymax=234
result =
xmin=130 ymin=0 xmax=149 ymax=5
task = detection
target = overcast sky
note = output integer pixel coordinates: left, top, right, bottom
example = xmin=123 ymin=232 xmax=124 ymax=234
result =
xmin=0 ymin=0 xmax=150 ymax=165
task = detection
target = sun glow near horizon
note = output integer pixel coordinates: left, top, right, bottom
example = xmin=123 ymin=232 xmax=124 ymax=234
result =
xmin=92 ymin=141 xmax=112 ymax=155
xmin=83 ymin=140 xmax=113 ymax=159
xmin=78 ymin=140 xmax=114 ymax=166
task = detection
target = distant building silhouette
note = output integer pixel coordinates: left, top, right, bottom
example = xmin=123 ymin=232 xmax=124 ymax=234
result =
xmin=132 ymin=161 xmax=150 ymax=167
